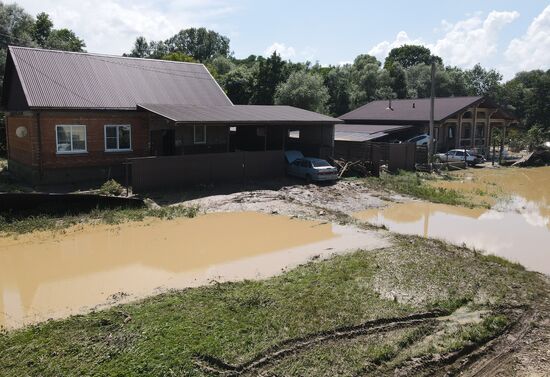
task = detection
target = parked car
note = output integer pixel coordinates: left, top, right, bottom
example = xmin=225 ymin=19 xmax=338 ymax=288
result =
xmin=434 ymin=149 xmax=486 ymax=166
xmin=405 ymin=134 xmax=432 ymax=146
xmin=285 ymin=151 xmax=338 ymax=182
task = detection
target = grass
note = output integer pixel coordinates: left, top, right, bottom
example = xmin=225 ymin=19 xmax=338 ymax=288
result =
xmin=363 ymin=170 xmax=473 ymax=207
xmin=0 ymin=205 xmax=199 ymax=235
xmin=0 ymin=236 xmax=545 ymax=376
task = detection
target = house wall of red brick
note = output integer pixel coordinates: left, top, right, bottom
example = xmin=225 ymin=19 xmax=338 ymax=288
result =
xmin=6 ymin=110 xmax=150 ymax=184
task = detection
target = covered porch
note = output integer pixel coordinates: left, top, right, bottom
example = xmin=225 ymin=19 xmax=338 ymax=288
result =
xmin=129 ymin=104 xmax=340 ymax=191
xmin=433 ymin=98 xmax=518 ymax=158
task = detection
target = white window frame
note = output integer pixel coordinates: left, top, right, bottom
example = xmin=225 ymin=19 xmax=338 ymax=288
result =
xmin=193 ymin=125 xmax=206 ymax=144
xmin=55 ymin=124 xmax=87 ymax=154
xmin=104 ymin=124 xmax=132 ymax=152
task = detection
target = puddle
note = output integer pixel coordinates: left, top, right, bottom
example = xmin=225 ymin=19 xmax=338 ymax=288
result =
xmin=354 ymin=201 xmax=550 ymax=275
xmin=0 ymin=212 xmax=387 ymax=329
xmin=355 ymin=167 xmax=550 ymax=274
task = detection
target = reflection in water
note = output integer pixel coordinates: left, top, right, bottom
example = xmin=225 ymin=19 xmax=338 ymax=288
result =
xmin=354 ymin=200 xmax=550 ymax=275
xmin=0 ymin=212 xmax=338 ymax=329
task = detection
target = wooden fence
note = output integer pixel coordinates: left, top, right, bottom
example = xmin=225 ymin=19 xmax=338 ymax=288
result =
xmin=129 ymin=150 xmax=285 ymax=192
xmin=334 ymin=141 xmax=419 ymax=172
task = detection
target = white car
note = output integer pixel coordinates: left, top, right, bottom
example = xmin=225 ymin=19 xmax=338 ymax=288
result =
xmin=434 ymin=149 xmax=486 ymax=166
xmin=405 ymin=134 xmax=432 ymax=146
xmin=285 ymin=151 xmax=338 ymax=182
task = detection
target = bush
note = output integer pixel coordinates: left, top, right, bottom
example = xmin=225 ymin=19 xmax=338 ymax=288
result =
xmin=99 ymin=179 xmax=124 ymax=196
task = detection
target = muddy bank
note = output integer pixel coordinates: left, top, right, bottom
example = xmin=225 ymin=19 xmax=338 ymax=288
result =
xmin=179 ymin=180 xmax=400 ymax=220
xmin=0 ymin=211 xmax=388 ymax=329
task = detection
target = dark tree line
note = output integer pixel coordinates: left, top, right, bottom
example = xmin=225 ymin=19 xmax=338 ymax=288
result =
xmin=128 ymin=28 xmax=549 ymax=147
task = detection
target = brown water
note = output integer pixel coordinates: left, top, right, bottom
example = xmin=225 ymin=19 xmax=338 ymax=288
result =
xmin=0 ymin=212 xmax=337 ymax=329
xmin=355 ymin=167 xmax=550 ymax=275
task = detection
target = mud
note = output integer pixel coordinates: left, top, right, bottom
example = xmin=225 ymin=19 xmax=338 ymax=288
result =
xmin=0 ymin=211 xmax=388 ymax=329
xmin=168 ymin=180 xmax=395 ymax=220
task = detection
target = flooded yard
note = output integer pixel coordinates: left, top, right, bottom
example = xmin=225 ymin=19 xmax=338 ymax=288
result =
xmin=355 ymin=167 xmax=550 ymax=275
xmin=0 ymin=211 xmax=387 ymax=329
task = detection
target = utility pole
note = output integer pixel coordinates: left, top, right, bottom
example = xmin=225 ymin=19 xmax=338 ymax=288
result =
xmin=428 ymin=60 xmax=436 ymax=165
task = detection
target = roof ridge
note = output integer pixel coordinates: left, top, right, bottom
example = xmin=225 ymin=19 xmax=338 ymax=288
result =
xmin=8 ymin=45 xmax=205 ymax=67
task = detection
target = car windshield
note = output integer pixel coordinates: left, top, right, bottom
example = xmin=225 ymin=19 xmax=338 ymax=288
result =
xmin=311 ymin=160 xmax=331 ymax=168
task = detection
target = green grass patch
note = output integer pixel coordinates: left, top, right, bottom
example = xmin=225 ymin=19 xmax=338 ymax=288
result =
xmin=363 ymin=170 xmax=471 ymax=207
xmin=0 ymin=237 xmax=545 ymax=376
xmin=0 ymin=205 xmax=199 ymax=235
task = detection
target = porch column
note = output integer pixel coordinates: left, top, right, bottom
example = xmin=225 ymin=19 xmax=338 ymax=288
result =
xmin=499 ymin=121 xmax=509 ymax=165
xmin=471 ymin=106 xmax=478 ymax=153
xmin=485 ymin=110 xmax=497 ymax=158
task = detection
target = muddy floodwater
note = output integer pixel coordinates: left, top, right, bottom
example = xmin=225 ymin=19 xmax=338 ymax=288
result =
xmin=355 ymin=167 xmax=550 ymax=275
xmin=0 ymin=212 xmax=387 ymax=329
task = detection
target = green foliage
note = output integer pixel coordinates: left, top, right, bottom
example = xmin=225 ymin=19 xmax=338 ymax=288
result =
xmin=98 ymin=179 xmax=124 ymax=196
xmin=251 ymin=52 xmax=288 ymax=105
xmin=384 ymin=44 xmax=442 ymax=70
xmin=128 ymin=27 xmax=230 ymax=62
xmin=221 ymin=65 xmax=254 ymax=104
xmin=0 ymin=204 xmax=199 ymax=235
xmin=160 ymin=51 xmax=195 ymax=62
xmin=274 ymin=70 xmax=329 ymax=113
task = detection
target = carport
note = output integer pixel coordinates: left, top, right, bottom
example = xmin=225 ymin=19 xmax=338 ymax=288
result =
xmin=128 ymin=104 xmax=341 ymax=191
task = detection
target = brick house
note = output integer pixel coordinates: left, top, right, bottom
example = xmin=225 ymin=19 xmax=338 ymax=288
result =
xmin=1 ymin=46 xmax=340 ymax=187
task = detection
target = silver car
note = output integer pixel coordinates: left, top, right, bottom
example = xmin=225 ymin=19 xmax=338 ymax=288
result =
xmin=434 ymin=149 xmax=486 ymax=166
xmin=285 ymin=151 xmax=338 ymax=182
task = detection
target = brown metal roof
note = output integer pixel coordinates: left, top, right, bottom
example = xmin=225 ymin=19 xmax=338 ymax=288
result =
xmin=7 ymin=46 xmax=232 ymax=109
xmin=138 ymin=103 xmax=342 ymax=124
xmin=340 ymin=97 xmax=485 ymax=122
xmin=335 ymin=124 xmax=413 ymax=142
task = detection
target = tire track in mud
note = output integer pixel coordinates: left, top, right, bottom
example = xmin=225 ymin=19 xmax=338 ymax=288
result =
xmin=389 ymin=306 xmax=532 ymax=377
xmin=193 ymin=310 xmax=447 ymax=376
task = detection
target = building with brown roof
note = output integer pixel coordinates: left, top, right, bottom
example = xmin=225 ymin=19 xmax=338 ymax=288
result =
xmin=1 ymin=46 xmax=340 ymax=186
xmin=338 ymin=96 xmax=518 ymax=155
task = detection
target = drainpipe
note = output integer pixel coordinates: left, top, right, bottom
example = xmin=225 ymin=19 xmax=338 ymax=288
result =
xmin=36 ymin=111 xmax=43 ymax=181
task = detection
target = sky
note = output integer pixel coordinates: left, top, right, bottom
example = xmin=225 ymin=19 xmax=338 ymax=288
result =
xmin=14 ymin=0 xmax=550 ymax=80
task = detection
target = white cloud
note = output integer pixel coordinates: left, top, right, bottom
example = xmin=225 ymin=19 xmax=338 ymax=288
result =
xmin=431 ymin=10 xmax=519 ymax=67
xmin=368 ymin=11 xmax=519 ymax=68
xmin=368 ymin=31 xmax=424 ymax=61
xmin=15 ymin=0 xmax=237 ymax=55
xmin=504 ymin=5 xmax=550 ymax=73
xmin=264 ymin=42 xmax=296 ymax=59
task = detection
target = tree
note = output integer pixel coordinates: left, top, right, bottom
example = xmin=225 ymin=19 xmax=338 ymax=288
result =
xmin=127 ymin=36 xmax=149 ymax=58
xmin=32 ymin=12 xmax=52 ymax=46
xmin=464 ymin=64 xmax=502 ymax=97
xmin=388 ymin=63 xmax=408 ymax=99
xmin=274 ymin=71 xmax=329 ymax=113
xmin=324 ymin=66 xmax=351 ymax=116
xmin=384 ymin=45 xmax=442 ymax=70
xmin=251 ymin=51 xmax=287 ymax=105
xmin=161 ymin=51 xmax=195 ymax=62
xmin=164 ymin=27 xmax=230 ymax=62
xmin=349 ymin=54 xmax=384 ymax=108
xmin=220 ymin=66 xmax=254 ymax=104
xmin=45 ymin=29 xmax=85 ymax=52
xmin=210 ymin=55 xmax=234 ymax=76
